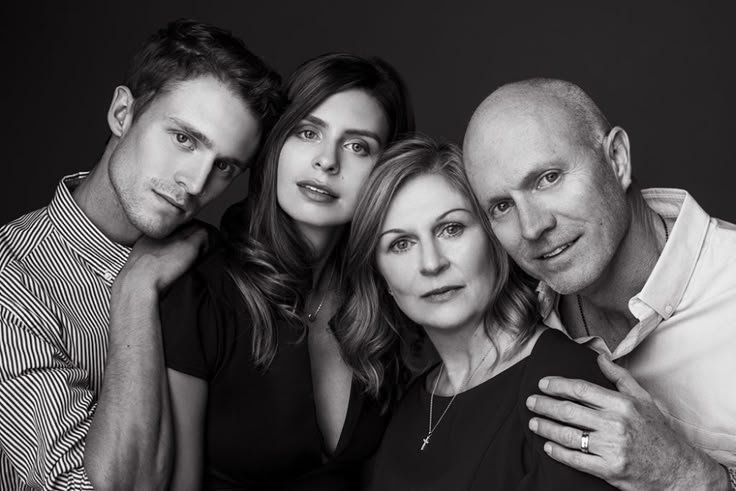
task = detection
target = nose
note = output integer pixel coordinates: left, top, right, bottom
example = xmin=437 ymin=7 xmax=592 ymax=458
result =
xmin=517 ymin=198 xmax=556 ymax=241
xmin=312 ymin=142 xmax=340 ymax=174
xmin=419 ymin=240 xmax=450 ymax=276
xmin=175 ymin=158 xmax=213 ymax=196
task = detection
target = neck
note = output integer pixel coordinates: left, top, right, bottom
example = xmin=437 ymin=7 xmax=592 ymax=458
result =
xmin=570 ymin=193 xmax=668 ymax=337
xmin=425 ymin=320 xmax=498 ymax=394
xmin=72 ymin=139 xmax=142 ymax=246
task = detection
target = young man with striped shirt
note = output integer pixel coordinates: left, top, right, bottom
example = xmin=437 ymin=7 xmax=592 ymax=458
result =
xmin=0 ymin=20 xmax=282 ymax=490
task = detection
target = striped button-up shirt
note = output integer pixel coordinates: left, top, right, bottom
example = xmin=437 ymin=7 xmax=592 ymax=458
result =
xmin=0 ymin=173 xmax=130 ymax=490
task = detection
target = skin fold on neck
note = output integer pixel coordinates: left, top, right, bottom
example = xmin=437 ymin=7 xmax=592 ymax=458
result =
xmin=563 ymin=192 xmax=671 ymax=349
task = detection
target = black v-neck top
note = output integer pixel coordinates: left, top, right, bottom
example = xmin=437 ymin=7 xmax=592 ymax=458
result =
xmin=365 ymin=329 xmax=617 ymax=490
xmin=161 ymin=249 xmax=387 ymax=490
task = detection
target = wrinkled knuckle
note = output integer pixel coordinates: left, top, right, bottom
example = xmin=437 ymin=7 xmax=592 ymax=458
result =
xmin=572 ymin=380 xmax=588 ymax=398
xmin=569 ymin=450 xmax=584 ymax=467
xmin=619 ymin=398 xmax=636 ymax=418
xmin=563 ymin=427 xmax=579 ymax=447
xmin=609 ymin=460 xmax=624 ymax=476
xmin=561 ymin=401 xmax=578 ymax=420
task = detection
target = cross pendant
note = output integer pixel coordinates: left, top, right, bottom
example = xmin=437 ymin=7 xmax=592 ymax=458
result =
xmin=421 ymin=435 xmax=431 ymax=451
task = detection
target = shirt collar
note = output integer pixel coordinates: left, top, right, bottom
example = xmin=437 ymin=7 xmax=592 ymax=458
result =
xmin=636 ymin=188 xmax=710 ymax=320
xmin=47 ymin=172 xmax=130 ymax=278
xmin=536 ymin=188 xmax=710 ymax=354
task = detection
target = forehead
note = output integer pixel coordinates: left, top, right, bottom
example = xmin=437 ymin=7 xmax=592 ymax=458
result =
xmin=382 ymin=174 xmax=469 ymax=228
xmin=310 ymin=89 xmax=389 ymax=137
xmin=142 ymin=76 xmax=260 ymax=154
xmin=464 ymin=106 xmax=579 ymax=198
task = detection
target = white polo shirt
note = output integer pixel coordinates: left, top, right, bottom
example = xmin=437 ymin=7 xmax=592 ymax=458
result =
xmin=538 ymin=188 xmax=736 ymax=466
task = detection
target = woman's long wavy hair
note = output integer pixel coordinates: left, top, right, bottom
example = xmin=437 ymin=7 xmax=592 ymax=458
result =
xmin=221 ymin=53 xmax=414 ymax=368
xmin=334 ymin=135 xmax=539 ymax=409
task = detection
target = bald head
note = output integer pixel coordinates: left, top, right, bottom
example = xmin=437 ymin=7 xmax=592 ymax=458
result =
xmin=464 ymin=78 xmax=610 ymax=162
xmin=461 ymin=78 xmax=633 ymax=294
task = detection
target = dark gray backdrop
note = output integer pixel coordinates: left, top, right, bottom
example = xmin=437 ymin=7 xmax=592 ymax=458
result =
xmin=3 ymin=1 xmax=735 ymax=226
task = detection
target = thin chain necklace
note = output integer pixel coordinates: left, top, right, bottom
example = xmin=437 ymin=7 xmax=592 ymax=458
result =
xmin=307 ymin=267 xmax=333 ymax=322
xmin=577 ymin=214 xmax=669 ymax=336
xmin=421 ymin=343 xmax=495 ymax=451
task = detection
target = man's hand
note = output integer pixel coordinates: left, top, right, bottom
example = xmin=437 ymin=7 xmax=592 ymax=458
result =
xmin=116 ymin=223 xmax=209 ymax=293
xmin=526 ymin=354 xmax=730 ymax=490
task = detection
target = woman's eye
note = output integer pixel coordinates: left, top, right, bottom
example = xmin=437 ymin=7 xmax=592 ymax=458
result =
xmin=441 ymin=223 xmax=464 ymax=237
xmin=298 ymin=129 xmax=318 ymax=140
xmin=347 ymin=141 xmax=368 ymax=155
xmin=389 ymin=239 xmax=411 ymax=253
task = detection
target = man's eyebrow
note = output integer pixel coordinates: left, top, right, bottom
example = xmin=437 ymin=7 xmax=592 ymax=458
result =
xmin=169 ymin=117 xmax=249 ymax=169
xmin=168 ymin=117 xmax=213 ymax=149
xmin=379 ymin=208 xmax=472 ymax=238
xmin=486 ymin=160 xmax=562 ymax=204
xmin=303 ymin=115 xmax=384 ymax=145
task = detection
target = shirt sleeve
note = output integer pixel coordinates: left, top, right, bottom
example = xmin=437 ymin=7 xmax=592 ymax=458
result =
xmin=0 ymin=308 xmax=95 ymax=490
xmin=160 ymin=261 xmax=224 ymax=381
xmin=516 ymin=329 xmax=617 ymax=490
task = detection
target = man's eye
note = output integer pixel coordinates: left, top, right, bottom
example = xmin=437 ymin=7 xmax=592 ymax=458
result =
xmin=174 ymin=132 xmax=195 ymax=150
xmin=214 ymin=161 xmax=237 ymax=177
xmin=491 ymin=201 xmax=512 ymax=218
xmin=539 ymin=171 xmax=560 ymax=188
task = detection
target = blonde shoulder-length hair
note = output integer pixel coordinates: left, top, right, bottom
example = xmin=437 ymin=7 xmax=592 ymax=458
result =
xmin=334 ymin=134 xmax=539 ymax=410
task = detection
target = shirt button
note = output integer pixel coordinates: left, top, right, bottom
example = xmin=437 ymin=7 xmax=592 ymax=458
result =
xmin=664 ymin=304 xmax=673 ymax=314
xmin=103 ymin=271 xmax=114 ymax=282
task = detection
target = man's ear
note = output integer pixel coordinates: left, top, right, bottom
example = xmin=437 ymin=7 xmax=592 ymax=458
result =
xmin=603 ymin=126 xmax=632 ymax=192
xmin=107 ymin=86 xmax=134 ymax=137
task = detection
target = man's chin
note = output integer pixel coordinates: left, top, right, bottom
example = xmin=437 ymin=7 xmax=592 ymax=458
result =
xmin=539 ymin=271 xmax=593 ymax=296
xmin=133 ymin=217 xmax=182 ymax=240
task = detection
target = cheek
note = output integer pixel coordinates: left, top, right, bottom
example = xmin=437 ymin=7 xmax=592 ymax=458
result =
xmin=342 ymin=160 xmax=377 ymax=203
xmin=491 ymin=221 xmax=521 ymax=256
xmin=377 ymin=255 xmax=413 ymax=295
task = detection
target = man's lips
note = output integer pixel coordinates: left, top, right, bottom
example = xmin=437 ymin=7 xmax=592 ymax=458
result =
xmin=297 ymin=180 xmax=338 ymax=198
xmin=421 ymin=285 xmax=464 ymax=298
xmin=154 ymin=191 xmax=188 ymax=213
xmin=537 ymin=237 xmax=579 ymax=260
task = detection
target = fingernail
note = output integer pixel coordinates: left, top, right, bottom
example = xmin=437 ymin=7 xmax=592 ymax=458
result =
xmin=529 ymin=418 xmax=538 ymax=432
xmin=538 ymin=378 xmax=549 ymax=390
xmin=526 ymin=395 xmax=536 ymax=409
xmin=544 ymin=442 xmax=552 ymax=454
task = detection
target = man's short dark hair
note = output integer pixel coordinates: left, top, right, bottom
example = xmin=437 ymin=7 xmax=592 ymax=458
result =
xmin=123 ymin=18 xmax=284 ymax=137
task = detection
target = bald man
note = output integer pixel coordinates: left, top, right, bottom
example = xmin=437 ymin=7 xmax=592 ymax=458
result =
xmin=463 ymin=78 xmax=736 ymax=490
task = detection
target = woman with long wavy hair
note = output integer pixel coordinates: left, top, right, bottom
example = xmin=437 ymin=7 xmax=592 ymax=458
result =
xmin=160 ymin=53 xmax=414 ymax=490
xmin=335 ymin=135 xmax=616 ymax=490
